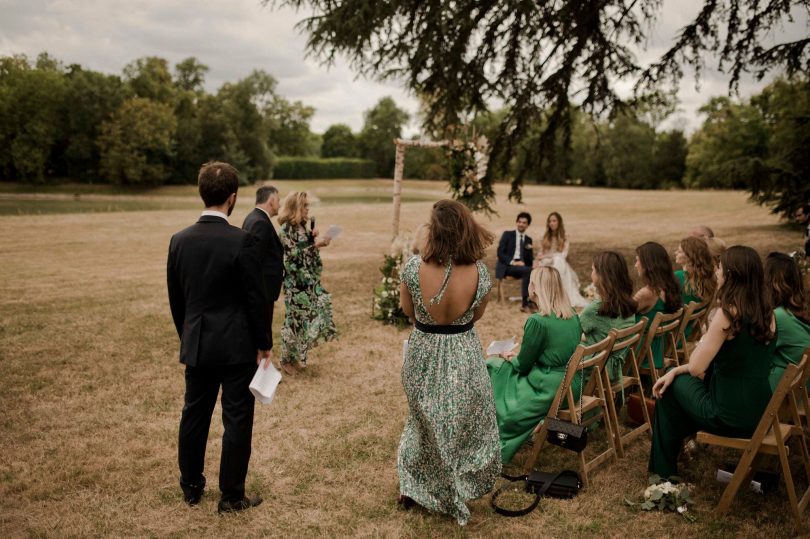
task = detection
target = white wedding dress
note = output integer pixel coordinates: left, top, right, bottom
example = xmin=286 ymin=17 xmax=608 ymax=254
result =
xmin=535 ymin=238 xmax=589 ymax=308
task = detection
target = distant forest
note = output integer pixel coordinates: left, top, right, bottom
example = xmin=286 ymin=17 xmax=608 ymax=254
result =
xmin=0 ymin=53 xmax=807 ymax=214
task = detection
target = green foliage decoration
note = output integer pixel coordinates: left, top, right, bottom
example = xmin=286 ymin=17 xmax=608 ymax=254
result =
xmin=371 ymin=253 xmax=410 ymax=327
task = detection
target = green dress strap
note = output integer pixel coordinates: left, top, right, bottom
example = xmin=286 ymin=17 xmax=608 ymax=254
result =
xmin=428 ymin=260 xmax=453 ymax=306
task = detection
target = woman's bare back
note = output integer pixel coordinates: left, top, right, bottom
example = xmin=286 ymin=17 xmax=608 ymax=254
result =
xmin=419 ymin=261 xmax=480 ymax=324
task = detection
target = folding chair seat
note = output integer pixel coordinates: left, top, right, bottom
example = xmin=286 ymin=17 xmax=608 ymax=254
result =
xmin=522 ymin=334 xmax=619 ymax=487
xmin=696 ymin=358 xmax=810 ymax=532
xmin=494 ymin=275 xmax=523 ymax=304
xmin=603 ymin=319 xmax=649 ymax=457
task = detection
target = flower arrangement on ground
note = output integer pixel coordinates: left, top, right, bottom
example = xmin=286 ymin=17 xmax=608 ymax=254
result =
xmin=372 ymin=235 xmax=415 ymax=327
xmin=626 ymin=475 xmax=695 ymax=521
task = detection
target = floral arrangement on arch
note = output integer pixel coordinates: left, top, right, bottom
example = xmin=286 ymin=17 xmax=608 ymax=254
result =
xmin=446 ymin=135 xmax=491 ymax=213
xmin=372 ymin=234 xmax=418 ymax=327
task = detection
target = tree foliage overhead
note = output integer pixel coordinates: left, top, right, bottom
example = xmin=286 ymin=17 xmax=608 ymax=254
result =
xmin=271 ymin=0 xmax=809 ymax=210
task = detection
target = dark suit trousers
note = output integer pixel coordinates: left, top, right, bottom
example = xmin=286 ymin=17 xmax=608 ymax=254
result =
xmin=502 ymin=263 xmax=532 ymax=303
xmin=264 ymin=275 xmax=282 ymax=349
xmin=178 ymin=362 xmax=256 ymax=502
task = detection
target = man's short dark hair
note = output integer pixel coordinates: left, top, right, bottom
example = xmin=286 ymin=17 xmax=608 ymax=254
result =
xmin=198 ymin=162 xmax=239 ymax=207
xmin=255 ymin=185 xmax=278 ymax=205
xmin=516 ymin=212 xmax=532 ymax=225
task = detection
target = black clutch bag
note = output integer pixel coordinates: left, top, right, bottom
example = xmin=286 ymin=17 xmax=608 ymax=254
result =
xmin=545 ymin=417 xmax=588 ymax=453
xmin=491 ymin=470 xmax=582 ymax=517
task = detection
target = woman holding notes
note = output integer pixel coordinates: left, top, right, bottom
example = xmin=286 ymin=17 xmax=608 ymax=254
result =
xmin=486 ymin=266 xmax=582 ymax=464
xmin=278 ymin=191 xmax=337 ymax=375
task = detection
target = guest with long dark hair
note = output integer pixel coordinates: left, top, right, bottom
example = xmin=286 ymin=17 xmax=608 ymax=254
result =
xmin=580 ymin=251 xmax=638 ymax=382
xmin=649 ymin=246 xmax=775 ymax=478
xmin=766 ymin=252 xmax=810 ymax=391
xmin=634 ymin=242 xmax=683 ymax=369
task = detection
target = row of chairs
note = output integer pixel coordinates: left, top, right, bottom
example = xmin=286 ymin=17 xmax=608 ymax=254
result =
xmin=519 ymin=300 xmax=810 ymax=531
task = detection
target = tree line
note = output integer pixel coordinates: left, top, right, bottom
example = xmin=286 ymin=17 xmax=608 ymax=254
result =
xmin=0 ymin=52 xmax=806 ymax=217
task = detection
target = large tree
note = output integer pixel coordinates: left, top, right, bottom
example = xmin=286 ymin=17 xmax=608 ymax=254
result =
xmin=271 ymin=0 xmax=809 ymax=210
xmin=359 ymin=96 xmax=410 ymax=176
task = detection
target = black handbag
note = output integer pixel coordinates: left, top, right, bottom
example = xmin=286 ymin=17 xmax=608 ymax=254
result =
xmin=491 ymin=470 xmax=582 ymax=516
xmin=545 ymin=355 xmax=588 ymax=453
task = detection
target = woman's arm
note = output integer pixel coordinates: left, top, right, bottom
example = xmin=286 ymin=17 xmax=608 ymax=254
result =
xmin=513 ymin=317 xmax=545 ymax=374
xmin=652 ymin=309 xmax=729 ymax=397
xmin=472 ymin=294 xmax=489 ymax=322
xmin=561 ymin=239 xmax=570 ymax=260
xmin=400 ymin=281 xmax=414 ymax=319
xmin=634 ymin=286 xmax=657 ymax=313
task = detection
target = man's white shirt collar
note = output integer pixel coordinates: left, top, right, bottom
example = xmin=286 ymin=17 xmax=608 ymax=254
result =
xmin=201 ymin=210 xmax=229 ymax=222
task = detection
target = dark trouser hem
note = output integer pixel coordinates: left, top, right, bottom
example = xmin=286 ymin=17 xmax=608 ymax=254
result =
xmin=502 ymin=264 xmax=532 ymax=304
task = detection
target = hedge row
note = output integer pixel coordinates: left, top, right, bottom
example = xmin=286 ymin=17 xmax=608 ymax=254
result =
xmin=272 ymin=157 xmax=377 ymax=179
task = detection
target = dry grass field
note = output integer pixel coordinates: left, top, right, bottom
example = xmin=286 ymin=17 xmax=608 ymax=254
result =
xmin=0 ymin=179 xmax=805 ymax=538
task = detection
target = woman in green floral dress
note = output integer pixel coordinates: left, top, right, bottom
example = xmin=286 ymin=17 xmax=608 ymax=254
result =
xmin=278 ymin=191 xmax=337 ymax=374
xmin=397 ymin=200 xmax=501 ymax=526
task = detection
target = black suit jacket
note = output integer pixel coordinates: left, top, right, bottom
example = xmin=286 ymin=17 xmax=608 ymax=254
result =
xmin=495 ymin=230 xmax=533 ymax=279
xmin=242 ymin=208 xmax=284 ymax=281
xmin=167 ymin=215 xmax=270 ymax=367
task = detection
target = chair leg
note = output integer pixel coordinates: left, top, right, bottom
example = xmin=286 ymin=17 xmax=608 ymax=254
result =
xmin=497 ymin=279 xmax=504 ymax=304
xmin=523 ymin=424 xmax=547 ymax=474
xmin=775 ymin=430 xmax=804 ymax=531
xmin=605 ymin=376 xmax=625 ymax=458
xmin=715 ymin=447 xmax=759 ymax=514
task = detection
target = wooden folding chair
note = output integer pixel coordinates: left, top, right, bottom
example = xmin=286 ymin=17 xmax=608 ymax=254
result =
xmin=637 ymin=308 xmax=684 ymax=384
xmin=522 ymin=334 xmax=619 ymax=488
xmin=672 ymin=300 xmax=709 ymax=365
xmin=494 ymin=275 xmax=522 ymax=303
xmin=603 ymin=319 xmax=649 ymax=458
xmin=785 ymin=347 xmax=810 ymax=431
xmin=696 ymin=358 xmax=810 ymax=532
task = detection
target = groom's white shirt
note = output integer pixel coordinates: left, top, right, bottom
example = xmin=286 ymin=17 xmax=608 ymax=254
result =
xmin=201 ymin=210 xmax=229 ymax=222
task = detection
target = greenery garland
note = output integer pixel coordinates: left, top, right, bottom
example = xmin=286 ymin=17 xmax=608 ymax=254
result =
xmin=446 ymin=136 xmax=492 ymax=214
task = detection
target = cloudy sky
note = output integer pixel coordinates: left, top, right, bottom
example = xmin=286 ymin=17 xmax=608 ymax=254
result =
xmin=1 ymin=0 xmax=806 ymax=134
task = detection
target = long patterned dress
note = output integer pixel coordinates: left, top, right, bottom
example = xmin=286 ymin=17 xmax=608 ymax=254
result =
xmin=279 ymin=223 xmax=337 ymax=366
xmin=397 ymin=256 xmax=501 ymax=526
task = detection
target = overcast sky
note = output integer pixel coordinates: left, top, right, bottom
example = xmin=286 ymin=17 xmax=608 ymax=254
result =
xmin=1 ymin=0 xmax=806 ymax=135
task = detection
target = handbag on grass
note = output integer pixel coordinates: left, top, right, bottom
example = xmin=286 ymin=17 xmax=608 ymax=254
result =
xmin=491 ymin=470 xmax=583 ymax=517
xmin=544 ymin=355 xmax=587 ymax=453
xmin=627 ymin=392 xmax=655 ymax=425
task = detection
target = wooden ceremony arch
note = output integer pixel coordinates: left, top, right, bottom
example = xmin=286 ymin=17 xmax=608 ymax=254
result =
xmin=390 ymin=138 xmax=448 ymax=240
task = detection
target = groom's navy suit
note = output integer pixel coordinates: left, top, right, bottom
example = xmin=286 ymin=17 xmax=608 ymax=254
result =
xmin=167 ymin=214 xmax=269 ymax=503
xmin=495 ymin=230 xmax=533 ymax=305
xmin=242 ymin=207 xmax=284 ymax=351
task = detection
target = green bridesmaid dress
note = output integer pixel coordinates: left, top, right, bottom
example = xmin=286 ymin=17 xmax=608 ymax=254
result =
xmin=674 ymin=269 xmax=701 ymax=340
xmin=769 ymin=307 xmax=810 ymax=391
xmin=636 ymin=298 xmax=668 ymax=369
xmin=486 ymin=312 xmax=582 ymax=464
xmin=580 ymin=299 xmax=636 ymax=383
xmin=649 ymin=321 xmax=774 ymax=478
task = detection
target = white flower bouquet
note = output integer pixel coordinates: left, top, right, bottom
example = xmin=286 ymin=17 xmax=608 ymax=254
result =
xmin=626 ymin=475 xmax=695 ymax=522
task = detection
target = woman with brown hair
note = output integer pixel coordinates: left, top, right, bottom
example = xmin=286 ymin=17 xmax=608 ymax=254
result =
xmin=579 ymin=251 xmax=638 ymax=382
xmin=766 ymin=252 xmax=810 ymax=391
xmin=674 ymin=236 xmax=718 ymax=340
xmin=278 ymin=191 xmax=336 ymax=374
xmin=534 ymin=211 xmax=589 ymax=308
xmin=649 ymin=246 xmax=775 ymax=478
xmin=486 ymin=266 xmax=582 ymax=464
xmin=397 ymin=199 xmax=500 ymax=525
xmin=634 ymin=241 xmax=683 ymax=369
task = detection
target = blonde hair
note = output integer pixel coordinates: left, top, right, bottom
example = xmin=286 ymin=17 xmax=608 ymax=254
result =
xmin=278 ymin=191 xmax=308 ymax=227
xmin=705 ymin=237 xmax=727 ymax=265
xmin=529 ymin=266 xmax=573 ymax=319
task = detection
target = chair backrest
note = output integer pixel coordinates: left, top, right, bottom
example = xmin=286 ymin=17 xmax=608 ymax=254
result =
xmin=549 ymin=334 xmax=615 ymax=424
xmin=605 ymin=319 xmax=647 ymax=381
xmin=786 ymin=348 xmax=810 ymax=425
xmin=747 ymin=359 xmax=806 ymax=447
xmin=683 ymin=300 xmax=709 ymax=342
xmin=638 ymin=308 xmax=684 ymax=366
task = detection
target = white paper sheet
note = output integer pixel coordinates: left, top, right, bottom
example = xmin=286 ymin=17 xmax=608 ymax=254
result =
xmin=486 ymin=337 xmax=518 ymax=357
xmin=249 ymin=362 xmax=282 ymax=405
xmin=323 ymin=225 xmax=343 ymax=241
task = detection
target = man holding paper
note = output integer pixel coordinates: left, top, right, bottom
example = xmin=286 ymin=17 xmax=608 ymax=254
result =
xmin=167 ymin=162 xmax=270 ymax=513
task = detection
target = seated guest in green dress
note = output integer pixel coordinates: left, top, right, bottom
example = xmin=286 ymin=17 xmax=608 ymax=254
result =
xmin=580 ymin=251 xmax=638 ymax=383
xmin=633 ymin=242 xmax=683 ymax=369
xmin=673 ymin=236 xmax=717 ymax=339
xmin=765 ymin=252 xmax=810 ymax=391
xmin=487 ymin=266 xmax=582 ymax=464
xmin=649 ymin=246 xmax=775 ymax=479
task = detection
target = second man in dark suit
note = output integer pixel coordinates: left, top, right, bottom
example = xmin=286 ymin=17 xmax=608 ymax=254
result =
xmin=495 ymin=212 xmax=534 ymax=311
xmin=242 ymin=186 xmax=284 ymax=351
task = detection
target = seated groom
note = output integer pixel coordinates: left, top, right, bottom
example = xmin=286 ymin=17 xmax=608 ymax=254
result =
xmin=495 ymin=212 xmax=534 ymax=311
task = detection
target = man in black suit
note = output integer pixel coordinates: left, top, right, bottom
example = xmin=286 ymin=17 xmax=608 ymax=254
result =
xmin=495 ymin=212 xmax=534 ymax=310
xmin=167 ymin=162 xmax=270 ymax=513
xmin=242 ymin=186 xmax=284 ymax=352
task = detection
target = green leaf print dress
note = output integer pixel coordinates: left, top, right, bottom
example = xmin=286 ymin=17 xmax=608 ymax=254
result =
xmin=279 ymin=223 xmax=338 ymax=366
xmin=397 ymin=256 xmax=501 ymax=526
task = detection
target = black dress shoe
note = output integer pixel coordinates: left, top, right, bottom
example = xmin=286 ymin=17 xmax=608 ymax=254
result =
xmin=181 ymin=474 xmax=205 ymax=506
xmin=217 ymin=495 xmax=263 ymax=513
xmin=184 ymin=490 xmax=203 ymax=506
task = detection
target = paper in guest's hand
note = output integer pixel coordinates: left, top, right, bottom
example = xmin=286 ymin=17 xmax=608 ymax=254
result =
xmin=249 ymin=362 xmax=282 ymax=405
xmin=323 ymin=225 xmax=342 ymax=241
xmin=486 ymin=337 xmax=518 ymax=357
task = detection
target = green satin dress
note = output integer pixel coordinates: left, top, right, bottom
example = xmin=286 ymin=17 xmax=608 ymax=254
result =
xmin=636 ymin=298 xmax=668 ymax=369
xmin=674 ymin=270 xmax=701 ymax=340
xmin=580 ymin=300 xmax=636 ymax=383
xmin=649 ymin=321 xmax=774 ymax=478
xmin=486 ymin=312 xmax=582 ymax=464
xmin=770 ymin=306 xmax=810 ymax=391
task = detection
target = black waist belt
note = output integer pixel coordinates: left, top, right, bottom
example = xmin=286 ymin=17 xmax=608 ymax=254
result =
xmin=414 ymin=320 xmax=474 ymax=335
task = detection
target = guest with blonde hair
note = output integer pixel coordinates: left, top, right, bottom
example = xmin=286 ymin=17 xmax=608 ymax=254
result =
xmin=705 ymin=236 xmax=727 ymax=266
xmin=486 ymin=266 xmax=582 ymax=464
xmin=278 ymin=191 xmax=337 ymax=374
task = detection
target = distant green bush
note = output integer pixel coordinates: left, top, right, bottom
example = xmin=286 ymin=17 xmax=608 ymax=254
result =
xmin=273 ymin=157 xmax=377 ymax=179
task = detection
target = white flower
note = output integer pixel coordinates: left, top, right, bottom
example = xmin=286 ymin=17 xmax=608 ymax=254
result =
xmin=381 ymin=291 xmax=388 ymax=297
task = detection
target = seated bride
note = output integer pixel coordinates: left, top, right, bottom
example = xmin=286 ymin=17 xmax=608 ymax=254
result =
xmin=533 ymin=211 xmax=589 ymax=308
